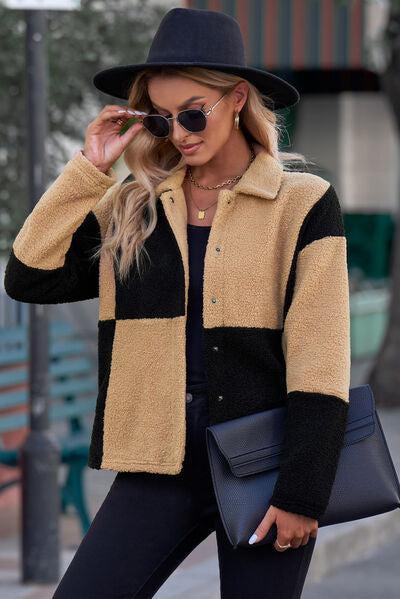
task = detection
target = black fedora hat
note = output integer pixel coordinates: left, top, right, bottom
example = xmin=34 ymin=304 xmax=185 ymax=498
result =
xmin=92 ymin=7 xmax=300 ymax=111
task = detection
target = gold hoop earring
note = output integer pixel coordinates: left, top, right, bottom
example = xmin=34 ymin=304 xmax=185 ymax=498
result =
xmin=234 ymin=112 xmax=240 ymax=130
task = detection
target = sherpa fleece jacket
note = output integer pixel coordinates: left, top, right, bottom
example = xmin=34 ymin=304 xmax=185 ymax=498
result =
xmin=3 ymin=148 xmax=350 ymax=521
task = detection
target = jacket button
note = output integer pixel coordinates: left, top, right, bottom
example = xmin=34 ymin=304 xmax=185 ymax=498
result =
xmin=212 ymin=345 xmax=219 ymax=351
xmin=211 ymin=297 xmax=217 ymax=303
xmin=217 ymin=395 xmax=223 ymax=402
xmin=186 ymin=392 xmax=193 ymax=403
xmin=216 ymin=246 xmax=221 ymax=252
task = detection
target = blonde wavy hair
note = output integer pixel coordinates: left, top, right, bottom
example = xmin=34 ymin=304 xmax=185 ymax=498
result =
xmin=91 ymin=66 xmax=310 ymax=284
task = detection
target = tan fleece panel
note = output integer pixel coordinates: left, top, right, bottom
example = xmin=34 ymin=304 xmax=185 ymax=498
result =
xmin=13 ymin=150 xmax=118 ymax=270
xmin=98 ymin=250 xmax=117 ymax=321
xmin=101 ymin=316 xmax=187 ymax=474
xmin=282 ymin=236 xmax=350 ymax=402
xmin=232 ymin=150 xmax=284 ymax=199
xmin=93 ymin=183 xmax=120 ymax=321
xmin=160 ymin=187 xmax=189 ymax=316
xmin=204 ymin=171 xmax=331 ymax=330
xmin=92 ymin=180 xmax=120 ymax=237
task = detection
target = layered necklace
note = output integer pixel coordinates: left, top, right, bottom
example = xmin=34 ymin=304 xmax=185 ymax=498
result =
xmin=186 ymin=143 xmax=256 ymax=220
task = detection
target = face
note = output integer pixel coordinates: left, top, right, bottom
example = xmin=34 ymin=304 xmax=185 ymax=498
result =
xmin=146 ymin=75 xmax=248 ymax=163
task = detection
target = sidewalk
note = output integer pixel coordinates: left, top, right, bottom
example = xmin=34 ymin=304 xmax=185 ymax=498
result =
xmin=1 ymin=359 xmax=399 ymax=598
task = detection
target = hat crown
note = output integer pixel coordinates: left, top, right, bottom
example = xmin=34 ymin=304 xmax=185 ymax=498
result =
xmin=147 ymin=8 xmax=246 ymax=66
xmin=92 ymin=7 xmax=300 ymax=109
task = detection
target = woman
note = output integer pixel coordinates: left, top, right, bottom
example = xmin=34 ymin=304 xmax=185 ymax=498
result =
xmin=4 ymin=8 xmax=350 ymax=599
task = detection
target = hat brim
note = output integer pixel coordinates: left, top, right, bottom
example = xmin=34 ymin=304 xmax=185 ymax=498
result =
xmin=92 ymin=62 xmax=300 ymax=111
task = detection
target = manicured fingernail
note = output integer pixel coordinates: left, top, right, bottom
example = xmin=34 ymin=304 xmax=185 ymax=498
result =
xmin=248 ymin=533 xmax=258 ymax=545
xmin=117 ymin=110 xmax=126 ymax=113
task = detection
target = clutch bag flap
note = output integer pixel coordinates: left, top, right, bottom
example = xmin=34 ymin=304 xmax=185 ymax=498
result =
xmin=207 ymin=385 xmax=374 ymax=479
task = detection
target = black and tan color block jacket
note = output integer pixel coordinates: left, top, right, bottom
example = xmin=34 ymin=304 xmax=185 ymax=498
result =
xmin=4 ymin=148 xmax=350 ymax=520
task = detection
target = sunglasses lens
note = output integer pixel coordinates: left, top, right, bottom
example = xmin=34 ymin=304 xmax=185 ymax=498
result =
xmin=179 ymin=109 xmax=206 ymax=132
xmin=142 ymin=115 xmax=169 ymax=138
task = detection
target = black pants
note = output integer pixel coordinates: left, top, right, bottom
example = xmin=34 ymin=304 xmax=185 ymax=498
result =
xmin=53 ymin=383 xmax=317 ymax=598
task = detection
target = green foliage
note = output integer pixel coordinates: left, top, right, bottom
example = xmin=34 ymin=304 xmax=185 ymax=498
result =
xmin=0 ymin=0 xmax=168 ymax=255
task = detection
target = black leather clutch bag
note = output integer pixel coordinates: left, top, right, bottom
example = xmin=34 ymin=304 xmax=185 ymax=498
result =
xmin=205 ymin=384 xmax=400 ymax=549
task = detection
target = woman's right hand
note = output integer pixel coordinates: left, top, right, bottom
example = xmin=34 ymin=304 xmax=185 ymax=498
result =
xmin=83 ymin=104 xmax=145 ymax=173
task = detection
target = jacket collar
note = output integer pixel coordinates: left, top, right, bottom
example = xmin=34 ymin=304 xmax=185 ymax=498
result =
xmin=155 ymin=149 xmax=283 ymax=201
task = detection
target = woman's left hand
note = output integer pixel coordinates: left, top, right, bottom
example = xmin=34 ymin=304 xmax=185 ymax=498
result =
xmin=248 ymin=504 xmax=318 ymax=551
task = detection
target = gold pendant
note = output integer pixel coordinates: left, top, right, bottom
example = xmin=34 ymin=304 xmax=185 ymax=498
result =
xmin=198 ymin=210 xmax=205 ymax=220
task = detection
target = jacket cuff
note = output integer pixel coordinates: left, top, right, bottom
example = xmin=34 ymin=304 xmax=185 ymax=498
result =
xmin=270 ymin=494 xmax=326 ymax=521
xmin=73 ymin=149 xmax=118 ymax=185
xmin=269 ymin=390 xmax=349 ymax=521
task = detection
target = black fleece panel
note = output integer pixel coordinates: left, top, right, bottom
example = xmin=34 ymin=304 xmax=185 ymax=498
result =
xmin=88 ymin=318 xmax=116 ymax=469
xmin=115 ymin=199 xmax=185 ymax=319
xmin=298 ymin=184 xmax=345 ymax=250
xmin=204 ymin=326 xmax=287 ymax=424
xmin=3 ymin=210 xmax=101 ymax=304
xmin=269 ymin=391 xmax=349 ymax=520
xmin=283 ymin=184 xmax=345 ymax=320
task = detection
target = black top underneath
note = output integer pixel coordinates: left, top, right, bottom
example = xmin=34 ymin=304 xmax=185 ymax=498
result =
xmin=186 ymin=223 xmax=211 ymax=394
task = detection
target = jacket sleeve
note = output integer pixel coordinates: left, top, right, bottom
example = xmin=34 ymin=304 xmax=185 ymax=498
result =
xmin=3 ymin=150 xmax=119 ymax=304
xmin=269 ymin=183 xmax=351 ymax=521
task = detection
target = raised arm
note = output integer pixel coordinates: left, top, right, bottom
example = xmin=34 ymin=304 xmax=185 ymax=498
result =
xmin=4 ymin=102 xmax=144 ymax=305
xmin=4 ymin=150 xmax=119 ymax=304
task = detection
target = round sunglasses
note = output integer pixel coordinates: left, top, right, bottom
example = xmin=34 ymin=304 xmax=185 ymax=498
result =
xmin=141 ymin=92 xmax=228 ymax=138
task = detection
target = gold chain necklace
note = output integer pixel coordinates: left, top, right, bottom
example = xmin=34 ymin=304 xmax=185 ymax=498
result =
xmin=186 ymin=144 xmax=256 ymax=220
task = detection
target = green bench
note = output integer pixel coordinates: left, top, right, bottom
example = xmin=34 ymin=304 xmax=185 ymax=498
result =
xmin=350 ymin=286 xmax=390 ymax=360
xmin=0 ymin=320 xmax=98 ymax=534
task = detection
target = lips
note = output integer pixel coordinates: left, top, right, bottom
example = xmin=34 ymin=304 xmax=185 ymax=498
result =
xmin=179 ymin=142 xmax=203 ymax=155
xmin=181 ymin=142 xmax=201 ymax=149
